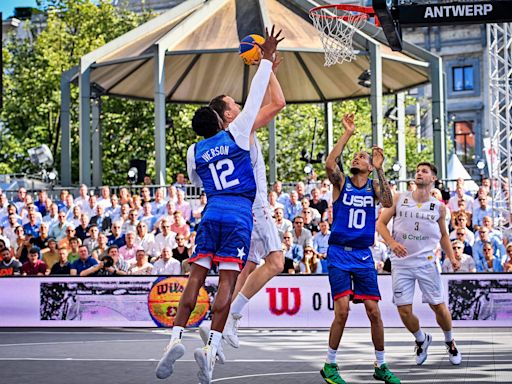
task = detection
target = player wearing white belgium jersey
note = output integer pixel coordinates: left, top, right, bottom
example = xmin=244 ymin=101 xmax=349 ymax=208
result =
xmin=377 ymin=162 xmax=462 ymax=368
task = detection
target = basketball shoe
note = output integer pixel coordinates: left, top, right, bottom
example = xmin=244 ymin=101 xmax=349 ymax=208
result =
xmin=320 ymin=363 xmax=346 ymax=384
xmin=415 ymin=333 xmax=432 ymax=365
xmin=199 ymin=323 xmax=226 ymax=364
xmin=195 ymin=345 xmax=216 ymax=384
xmin=373 ymin=362 xmax=401 ymax=383
xmin=155 ymin=339 xmax=185 ymax=379
xmin=446 ymin=340 xmax=462 ymax=365
xmin=223 ymin=312 xmax=243 ymax=348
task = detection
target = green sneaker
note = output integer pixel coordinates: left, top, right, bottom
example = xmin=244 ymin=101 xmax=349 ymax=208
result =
xmin=320 ymin=363 xmax=347 ymax=384
xmin=373 ymin=363 xmax=401 ymax=384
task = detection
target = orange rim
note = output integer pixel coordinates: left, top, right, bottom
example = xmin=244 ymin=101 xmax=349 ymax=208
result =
xmin=309 ymin=4 xmax=380 ymax=26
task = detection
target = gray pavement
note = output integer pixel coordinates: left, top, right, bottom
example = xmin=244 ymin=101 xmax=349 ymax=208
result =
xmin=0 ymin=327 xmax=510 ymax=384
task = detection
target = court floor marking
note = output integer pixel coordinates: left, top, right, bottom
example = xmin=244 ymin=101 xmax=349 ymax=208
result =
xmin=0 ymin=357 xmax=317 ymax=363
xmin=212 ymin=371 xmax=320 ymax=382
xmin=0 ymin=339 xmax=170 ymax=347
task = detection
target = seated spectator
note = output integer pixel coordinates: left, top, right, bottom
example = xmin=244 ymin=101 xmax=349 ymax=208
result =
xmin=442 ymin=240 xmax=476 ymax=273
xmin=139 ymin=203 xmax=156 ymax=232
xmin=58 ymin=226 xmax=77 ymax=251
xmin=105 ymin=194 xmax=121 ymax=222
xmin=173 ymin=172 xmax=187 ymax=192
xmin=273 ymin=180 xmax=290 ymax=205
xmin=68 ymin=237 xmax=81 ymax=263
xmin=187 ymin=232 xmax=196 ymax=258
xmin=301 ymin=208 xmax=319 ymax=234
xmin=75 ymin=213 xmax=90 ymax=242
xmin=274 ymin=207 xmax=292 ymax=240
xmin=23 ymin=211 xmax=41 ymax=238
xmin=74 ymin=184 xmax=90 ymax=211
xmin=152 ymin=188 xmax=167 ymax=217
xmin=282 ymin=230 xmax=302 ymax=274
xmin=122 ymin=209 xmax=139 ymax=234
xmin=97 ymin=186 xmax=112 ymax=210
xmin=192 ymin=192 xmax=207 ymax=226
xmin=174 ymin=189 xmax=191 ymax=222
xmin=90 ymin=204 xmax=111 ymax=233
xmin=34 ymin=190 xmax=49 ymax=217
xmin=171 ymin=211 xmax=190 ymax=238
xmin=21 ymin=248 xmax=47 ymax=276
xmin=31 ymin=222 xmax=51 ymax=253
xmin=313 ymin=220 xmax=330 ymax=272
xmin=118 ymin=203 xmax=131 ymax=229
xmin=476 ymin=242 xmax=504 ymax=272
xmin=407 ymin=180 xmax=417 ymax=192
xmin=42 ymin=238 xmax=60 ymax=271
xmin=155 ymin=201 xmax=176 ymax=231
xmin=97 ymin=246 xmax=129 ymax=276
xmin=21 ymin=203 xmax=43 ymax=225
xmin=504 ymin=244 xmax=512 ymax=272
xmin=448 ymin=185 xmax=474 ymax=213
xmin=119 ymin=187 xmax=131 ymax=206
xmin=66 ymin=205 xmax=82 ymax=228
xmin=0 ymin=247 xmax=22 ymax=276
xmin=284 ymin=191 xmax=301 ymax=221
xmin=292 ymin=215 xmax=312 ymax=249
xmin=153 ymin=219 xmax=177 ymax=259
xmin=299 ymin=244 xmax=323 ymax=274
xmin=3 ymin=212 xmax=22 ymax=246
xmin=14 ymin=226 xmax=31 ymax=264
xmin=141 ymin=186 xmax=153 ymax=205
xmin=172 ymin=234 xmax=189 ymax=263
xmin=295 ymin=181 xmax=310 ymax=201
xmin=450 ymin=212 xmax=474 ymax=245
xmin=167 ymin=185 xmax=178 ymax=205
xmin=473 ymin=196 xmax=493 ymax=228
xmin=472 ymin=185 xmax=492 ymax=211
xmin=62 ymin=192 xmax=75 ymax=214
xmin=450 ymin=200 xmax=472 ymax=228
xmin=309 ymin=188 xmax=328 ymax=220
xmin=431 ymin=188 xmax=451 ymax=228
xmin=83 ymin=225 xmax=100 ymax=253
xmin=107 ymin=220 xmax=126 ymax=248
xmin=70 ymin=245 xmax=100 ymax=276
xmin=49 ymin=210 xmax=69 ymax=241
xmin=474 ymin=227 xmax=506 ymax=270
xmin=300 ymin=198 xmax=320 ymax=223
xmin=50 ymin=247 xmax=71 ymax=275
xmin=482 ymin=216 xmax=503 ymax=243
xmin=83 ymin=194 xmax=98 ymax=220
xmin=450 ymin=227 xmax=473 ymax=256
xmin=152 ymin=247 xmax=181 ymax=275
xmin=92 ymin=233 xmax=109 ymax=260
xmin=119 ymin=232 xmax=139 ymax=264
xmin=43 ymin=203 xmax=59 ymax=227
xmin=267 ymin=191 xmax=283 ymax=218
xmin=130 ymin=195 xmax=144 ymax=217
xmin=135 ymin=222 xmax=155 ymax=259
xmin=128 ymin=249 xmax=153 ymax=275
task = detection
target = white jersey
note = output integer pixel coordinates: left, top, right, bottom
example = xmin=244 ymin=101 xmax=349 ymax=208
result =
xmin=391 ymin=192 xmax=442 ymax=269
xmin=250 ymin=136 xmax=269 ymax=205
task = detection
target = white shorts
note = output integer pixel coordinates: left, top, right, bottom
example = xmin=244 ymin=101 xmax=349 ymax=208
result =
xmin=194 ymin=257 xmax=240 ymax=272
xmin=391 ymin=261 xmax=444 ymax=306
xmin=248 ymin=203 xmax=282 ymax=264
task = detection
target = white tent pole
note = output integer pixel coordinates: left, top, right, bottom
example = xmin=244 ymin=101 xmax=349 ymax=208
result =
xmin=154 ymin=45 xmax=167 ymax=186
xmin=79 ymin=64 xmax=91 ymax=186
xmin=370 ymin=43 xmax=384 ymax=148
xmin=397 ymin=92 xmax=407 ymax=187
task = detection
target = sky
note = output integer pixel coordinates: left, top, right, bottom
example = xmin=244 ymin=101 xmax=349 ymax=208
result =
xmin=0 ymin=0 xmax=39 ymax=18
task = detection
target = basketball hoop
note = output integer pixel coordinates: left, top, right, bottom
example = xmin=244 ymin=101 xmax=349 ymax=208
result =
xmin=310 ymin=4 xmax=376 ymax=67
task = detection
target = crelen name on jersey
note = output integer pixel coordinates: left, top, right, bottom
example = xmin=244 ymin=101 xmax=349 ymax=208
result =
xmin=400 ymin=233 xmax=431 ymax=241
xmin=397 ymin=210 xmax=437 ymax=221
xmin=201 ymin=145 xmax=230 ymax=162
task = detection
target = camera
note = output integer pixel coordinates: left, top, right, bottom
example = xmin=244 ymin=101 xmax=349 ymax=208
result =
xmin=102 ymin=255 xmax=114 ymax=269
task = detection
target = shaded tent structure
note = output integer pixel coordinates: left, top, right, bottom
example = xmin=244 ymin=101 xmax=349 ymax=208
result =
xmin=61 ymin=0 xmax=447 ymax=186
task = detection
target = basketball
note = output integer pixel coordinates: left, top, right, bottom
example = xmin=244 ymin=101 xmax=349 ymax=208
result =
xmin=239 ymin=34 xmax=265 ymax=65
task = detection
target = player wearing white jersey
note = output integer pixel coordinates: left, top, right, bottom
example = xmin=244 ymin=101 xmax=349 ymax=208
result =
xmin=377 ymin=162 xmax=462 ymax=367
xmin=202 ymin=56 xmax=286 ymax=352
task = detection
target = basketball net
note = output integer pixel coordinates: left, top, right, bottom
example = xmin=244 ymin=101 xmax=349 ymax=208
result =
xmin=310 ymin=6 xmax=369 ymax=67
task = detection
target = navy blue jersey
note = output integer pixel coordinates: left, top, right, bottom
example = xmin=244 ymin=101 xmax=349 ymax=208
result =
xmin=194 ymin=130 xmax=256 ymax=202
xmin=329 ymin=177 xmax=376 ymax=249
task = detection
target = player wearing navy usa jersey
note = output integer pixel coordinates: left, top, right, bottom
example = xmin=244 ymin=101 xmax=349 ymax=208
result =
xmin=320 ymin=114 xmax=399 ymax=384
xmin=155 ymin=27 xmax=283 ymax=384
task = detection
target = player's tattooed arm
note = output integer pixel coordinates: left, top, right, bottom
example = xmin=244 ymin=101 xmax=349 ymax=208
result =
xmin=325 ymin=113 xmax=355 ymax=196
xmin=371 ymin=147 xmax=393 ymax=208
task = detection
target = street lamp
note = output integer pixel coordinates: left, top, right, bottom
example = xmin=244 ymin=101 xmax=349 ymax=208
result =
xmin=392 ymin=162 xmax=401 ymax=172
xmin=476 ymin=159 xmax=485 ymax=183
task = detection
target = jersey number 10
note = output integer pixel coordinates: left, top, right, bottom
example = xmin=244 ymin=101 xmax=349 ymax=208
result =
xmin=348 ymin=208 xmax=366 ymax=229
xmin=209 ymin=159 xmax=240 ymax=190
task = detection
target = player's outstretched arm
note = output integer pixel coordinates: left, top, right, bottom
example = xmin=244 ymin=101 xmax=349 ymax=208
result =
xmin=376 ymin=193 xmax=408 ymax=257
xmin=325 ymin=113 xmax=354 ymax=199
xmin=371 ymin=147 xmax=393 ymax=208
xmin=438 ymin=204 xmax=460 ymax=270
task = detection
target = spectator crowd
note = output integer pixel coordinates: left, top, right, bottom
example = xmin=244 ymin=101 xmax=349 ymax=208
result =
xmin=0 ymin=174 xmax=511 ymax=277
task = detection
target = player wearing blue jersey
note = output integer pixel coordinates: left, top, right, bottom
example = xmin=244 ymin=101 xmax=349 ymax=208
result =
xmin=155 ymin=27 xmax=283 ymax=384
xmin=321 ymin=114 xmax=400 ymax=384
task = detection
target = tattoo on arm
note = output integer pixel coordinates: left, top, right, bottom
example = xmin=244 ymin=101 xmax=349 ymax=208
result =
xmin=376 ymin=168 xmax=393 ymax=207
xmin=327 ymin=164 xmax=343 ymax=186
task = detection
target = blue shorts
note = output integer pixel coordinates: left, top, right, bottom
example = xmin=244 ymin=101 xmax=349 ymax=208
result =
xmin=189 ymin=198 xmax=253 ymax=266
xmin=327 ymin=246 xmax=380 ymax=303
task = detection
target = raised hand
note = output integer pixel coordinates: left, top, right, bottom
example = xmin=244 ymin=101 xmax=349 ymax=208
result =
xmin=257 ymin=25 xmax=284 ymax=62
xmin=371 ymin=146 xmax=385 ymax=170
xmin=342 ymin=113 xmax=356 ymax=134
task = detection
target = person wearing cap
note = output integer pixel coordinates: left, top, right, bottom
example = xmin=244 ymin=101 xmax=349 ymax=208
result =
xmin=21 ymin=248 xmax=47 ymax=276
xmin=442 ymin=240 xmax=475 ymax=273
xmin=299 ymin=243 xmax=323 ymax=274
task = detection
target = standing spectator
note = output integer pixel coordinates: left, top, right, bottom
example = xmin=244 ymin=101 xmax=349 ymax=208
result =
xmin=21 ymin=248 xmax=47 ymax=276
xmin=153 ymin=219 xmax=177 ymax=258
xmin=119 ymin=232 xmax=139 ymax=264
xmin=42 ymin=238 xmax=60 ymax=272
xmin=309 ymin=188 xmax=328 ymax=220
xmin=152 ymin=188 xmax=167 ymax=217
xmin=135 ymin=222 xmax=155 ymax=258
xmin=473 ymin=196 xmax=493 ymax=228
xmin=292 ymin=215 xmax=312 ymax=249
xmin=128 ymin=249 xmax=153 ymax=275
xmin=83 ymin=225 xmax=100 ymax=253
xmin=75 ymin=213 xmax=90 ymax=242
xmin=313 ymin=220 xmax=330 ymax=271
xmin=49 ymin=211 xmax=69 ymax=241
xmin=299 ymin=244 xmax=323 ymax=274
xmin=90 ymin=205 xmax=111 ymax=233
xmin=442 ymin=240 xmax=476 ymax=273
xmin=139 ymin=203 xmax=156 ymax=232
xmin=107 ymin=221 xmax=126 ymax=248
xmin=171 ymin=211 xmax=190 ymax=238
xmin=97 ymin=186 xmax=112 ymax=210
xmin=274 ymin=207 xmax=292 ymax=240
xmin=153 ymin=247 xmax=181 ymax=275
xmin=50 ymin=247 xmax=71 ymax=275
xmin=0 ymin=247 xmax=22 ymax=276
xmin=273 ymin=181 xmax=289 ymax=205
xmin=97 ymin=246 xmax=129 ymax=276
xmin=448 ymin=186 xmax=473 ymax=213
xmin=284 ymin=191 xmax=302 ymax=221
xmin=173 ymin=173 xmax=188 ymax=192
xmin=282 ymin=231 xmax=302 ymax=273
xmin=174 ymin=189 xmax=191 ymax=222
xmin=70 ymin=245 xmax=100 ymax=276
xmin=476 ymin=242 xmax=504 ymax=272
xmin=74 ymin=184 xmax=90 ymax=211
xmin=172 ymin=235 xmax=189 ymax=263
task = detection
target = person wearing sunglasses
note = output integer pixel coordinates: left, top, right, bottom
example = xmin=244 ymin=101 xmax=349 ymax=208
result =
xmin=442 ymin=240 xmax=476 ymax=273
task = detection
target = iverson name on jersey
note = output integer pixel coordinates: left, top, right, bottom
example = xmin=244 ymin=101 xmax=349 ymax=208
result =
xmin=201 ymin=145 xmax=230 ymax=162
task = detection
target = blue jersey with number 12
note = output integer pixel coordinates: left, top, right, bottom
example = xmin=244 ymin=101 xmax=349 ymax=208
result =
xmin=329 ymin=177 xmax=375 ymax=249
xmin=194 ymin=130 xmax=256 ymax=202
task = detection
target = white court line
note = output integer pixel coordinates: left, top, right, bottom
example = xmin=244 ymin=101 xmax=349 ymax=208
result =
xmin=0 ymin=357 xmax=307 ymax=363
xmin=212 ymin=371 xmax=319 ymax=382
xmin=0 ymin=339 xmax=168 ymax=347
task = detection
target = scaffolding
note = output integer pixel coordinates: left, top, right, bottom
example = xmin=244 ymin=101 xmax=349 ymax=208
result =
xmin=487 ymin=22 xmax=512 ymax=235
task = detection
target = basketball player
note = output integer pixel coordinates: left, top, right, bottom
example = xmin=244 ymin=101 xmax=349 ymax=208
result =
xmin=321 ymin=113 xmax=399 ymax=384
xmin=202 ymin=53 xmax=286 ymax=352
xmin=376 ymin=162 xmax=462 ymax=366
xmin=155 ymin=27 xmax=282 ymax=384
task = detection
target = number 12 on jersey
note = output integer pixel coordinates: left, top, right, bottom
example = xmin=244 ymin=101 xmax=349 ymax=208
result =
xmin=348 ymin=208 xmax=366 ymax=229
xmin=208 ymin=159 xmax=240 ymax=190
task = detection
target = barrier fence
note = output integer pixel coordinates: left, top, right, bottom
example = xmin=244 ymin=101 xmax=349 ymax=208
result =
xmin=0 ymin=274 xmax=511 ymax=328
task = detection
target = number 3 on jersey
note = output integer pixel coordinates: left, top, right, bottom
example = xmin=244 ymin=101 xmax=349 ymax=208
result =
xmin=209 ymin=159 xmax=240 ymax=190
xmin=348 ymin=208 xmax=366 ymax=229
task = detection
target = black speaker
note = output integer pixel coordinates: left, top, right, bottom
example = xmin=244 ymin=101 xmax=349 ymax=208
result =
xmin=129 ymin=159 xmax=147 ymax=183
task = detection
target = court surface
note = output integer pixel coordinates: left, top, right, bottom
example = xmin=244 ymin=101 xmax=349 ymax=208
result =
xmin=1 ymin=327 xmax=510 ymax=384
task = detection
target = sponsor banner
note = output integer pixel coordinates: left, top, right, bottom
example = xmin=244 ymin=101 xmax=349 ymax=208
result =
xmin=0 ymin=274 xmax=511 ymax=327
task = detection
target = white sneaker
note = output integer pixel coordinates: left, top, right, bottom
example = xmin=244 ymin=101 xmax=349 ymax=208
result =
xmin=415 ymin=333 xmax=432 ymax=365
xmin=223 ymin=313 xmax=242 ymax=348
xmin=199 ymin=323 xmax=226 ymax=364
xmin=155 ymin=339 xmax=186 ymax=379
xmin=194 ymin=345 xmax=216 ymax=384
xmin=446 ymin=340 xmax=462 ymax=365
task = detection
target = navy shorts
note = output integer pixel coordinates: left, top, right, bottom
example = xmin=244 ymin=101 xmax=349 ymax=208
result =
xmin=189 ymin=199 xmax=253 ymax=266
